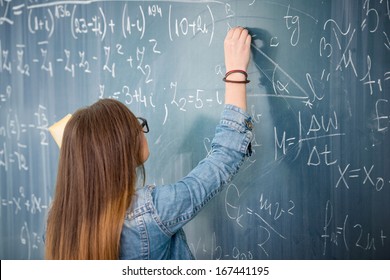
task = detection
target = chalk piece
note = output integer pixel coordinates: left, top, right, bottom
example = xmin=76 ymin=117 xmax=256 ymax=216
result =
xmin=48 ymin=114 xmax=72 ymax=148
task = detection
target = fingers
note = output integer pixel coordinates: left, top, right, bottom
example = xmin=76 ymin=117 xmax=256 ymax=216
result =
xmin=231 ymin=26 xmax=244 ymax=40
xmin=224 ymin=26 xmax=251 ymax=72
xmin=225 ymin=27 xmax=235 ymax=40
xmin=225 ymin=26 xmax=243 ymax=39
xmin=239 ymin=28 xmax=251 ymax=47
xmin=226 ymin=26 xmax=250 ymax=43
xmin=245 ymin=30 xmax=252 ymax=46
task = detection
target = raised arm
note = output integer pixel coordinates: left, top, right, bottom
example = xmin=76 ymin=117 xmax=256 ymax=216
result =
xmin=223 ymin=27 xmax=252 ymax=111
xmin=144 ymin=27 xmax=254 ymax=239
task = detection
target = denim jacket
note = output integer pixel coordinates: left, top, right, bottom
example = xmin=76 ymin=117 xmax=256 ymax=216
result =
xmin=119 ymin=105 xmax=253 ymax=259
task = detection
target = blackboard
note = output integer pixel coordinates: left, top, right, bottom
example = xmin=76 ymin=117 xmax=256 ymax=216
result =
xmin=1 ymin=0 xmax=389 ymax=260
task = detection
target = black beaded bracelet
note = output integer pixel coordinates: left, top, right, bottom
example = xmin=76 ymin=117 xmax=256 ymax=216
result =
xmin=223 ymin=70 xmax=250 ymax=84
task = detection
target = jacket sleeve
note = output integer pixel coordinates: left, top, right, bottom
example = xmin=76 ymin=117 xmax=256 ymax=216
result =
xmin=149 ymin=104 xmax=254 ymax=235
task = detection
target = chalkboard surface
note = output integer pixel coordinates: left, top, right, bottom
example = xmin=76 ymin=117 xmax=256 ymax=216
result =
xmin=1 ymin=0 xmax=389 ymax=260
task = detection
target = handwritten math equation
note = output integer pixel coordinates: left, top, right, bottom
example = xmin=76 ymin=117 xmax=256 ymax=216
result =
xmin=322 ymin=200 xmax=387 ymax=255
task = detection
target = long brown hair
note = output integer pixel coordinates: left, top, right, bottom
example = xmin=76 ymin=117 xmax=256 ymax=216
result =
xmin=45 ymin=99 xmax=145 ymax=259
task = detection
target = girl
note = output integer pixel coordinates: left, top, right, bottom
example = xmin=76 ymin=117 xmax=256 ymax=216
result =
xmin=45 ymin=27 xmax=253 ymax=259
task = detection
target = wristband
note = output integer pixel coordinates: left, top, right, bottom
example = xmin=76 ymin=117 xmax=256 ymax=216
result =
xmin=223 ymin=70 xmax=250 ymax=84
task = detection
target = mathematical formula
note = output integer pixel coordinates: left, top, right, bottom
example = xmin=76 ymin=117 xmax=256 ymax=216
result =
xmin=322 ymin=200 xmax=387 ymax=255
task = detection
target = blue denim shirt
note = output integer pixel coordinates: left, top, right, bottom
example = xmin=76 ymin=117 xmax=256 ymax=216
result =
xmin=119 ymin=105 xmax=253 ymax=260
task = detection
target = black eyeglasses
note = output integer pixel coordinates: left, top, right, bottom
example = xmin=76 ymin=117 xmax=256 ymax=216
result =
xmin=137 ymin=117 xmax=149 ymax=133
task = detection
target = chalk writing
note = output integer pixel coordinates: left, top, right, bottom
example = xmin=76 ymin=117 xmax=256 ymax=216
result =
xmin=335 ymin=164 xmax=390 ymax=192
xmin=322 ymin=200 xmax=387 ymax=256
xmin=274 ymin=110 xmax=343 ymax=165
xmin=375 ymin=99 xmax=389 ymax=132
xmin=224 ymin=183 xmax=295 ymax=258
xmin=284 ymin=5 xmax=300 ymax=47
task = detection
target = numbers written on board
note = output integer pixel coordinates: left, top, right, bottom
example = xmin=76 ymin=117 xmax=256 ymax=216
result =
xmin=0 ymin=84 xmax=11 ymax=107
xmin=3 ymin=2 xmax=212 ymax=81
xmin=169 ymin=81 xmax=222 ymax=112
xmin=224 ymin=184 xmax=295 ymax=258
xmin=99 ymin=80 xmax=223 ymax=124
xmin=1 ymin=184 xmax=50 ymax=258
xmin=319 ymin=1 xmax=390 ymax=97
xmin=168 ymin=4 xmax=215 ymax=46
xmin=335 ymin=164 xmax=390 ymax=192
xmin=322 ymin=200 xmax=387 ymax=255
xmin=189 ymin=232 xmax=256 ymax=260
xmin=274 ymin=110 xmax=343 ymax=166
xmin=0 ymin=105 xmax=49 ymax=172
